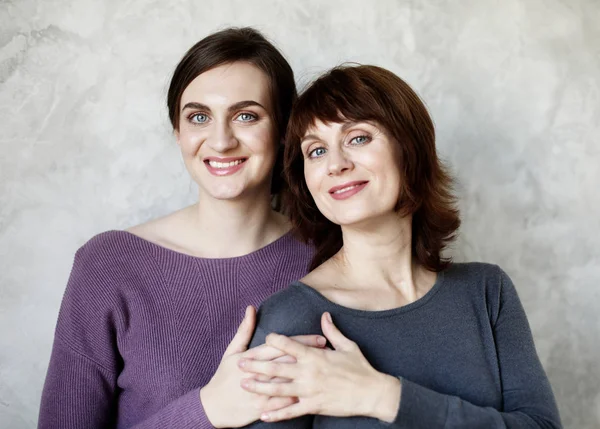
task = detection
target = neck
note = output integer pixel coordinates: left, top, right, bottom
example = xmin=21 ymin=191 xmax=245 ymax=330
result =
xmin=334 ymin=213 xmax=432 ymax=302
xmin=188 ymin=188 xmax=287 ymax=258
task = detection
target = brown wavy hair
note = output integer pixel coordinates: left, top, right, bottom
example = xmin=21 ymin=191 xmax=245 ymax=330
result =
xmin=283 ymin=64 xmax=461 ymax=271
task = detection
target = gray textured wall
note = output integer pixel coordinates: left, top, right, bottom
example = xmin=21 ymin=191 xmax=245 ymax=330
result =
xmin=1 ymin=0 xmax=599 ymax=427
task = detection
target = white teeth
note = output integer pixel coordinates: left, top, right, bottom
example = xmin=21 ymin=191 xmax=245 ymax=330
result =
xmin=208 ymin=159 xmax=244 ymax=168
xmin=334 ymin=184 xmax=359 ymax=194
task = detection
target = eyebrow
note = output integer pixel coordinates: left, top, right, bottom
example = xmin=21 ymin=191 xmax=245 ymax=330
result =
xmin=228 ymin=100 xmax=266 ymax=112
xmin=301 ymin=134 xmax=321 ymax=145
xmin=181 ymin=100 xmax=267 ymax=113
xmin=340 ymin=120 xmax=368 ymax=133
xmin=301 ymin=120 xmax=370 ymax=145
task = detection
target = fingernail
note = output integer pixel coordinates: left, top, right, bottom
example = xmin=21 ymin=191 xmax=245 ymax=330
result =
xmin=238 ymin=359 xmax=246 ymax=368
xmin=242 ymin=380 xmax=250 ymax=389
xmin=261 ymin=413 xmax=271 ymax=421
xmin=326 ymin=312 xmax=332 ymax=323
xmin=317 ymin=336 xmax=327 ymax=346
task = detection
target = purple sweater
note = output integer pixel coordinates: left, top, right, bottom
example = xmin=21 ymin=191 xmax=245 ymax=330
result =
xmin=38 ymin=230 xmax=313 ymax=428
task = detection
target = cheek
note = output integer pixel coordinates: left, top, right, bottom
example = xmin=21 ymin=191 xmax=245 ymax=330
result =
xmin=178 ymin=129 xmax=204 ymax=156
xmin=381 ymin=159 xmax=403 ymax=201
xmin=303 ymin=163 xmax=330 ymax=209
xmin=303 ymin=163 xmax=320 ymax=195
xmin=239 ymin=124 xmax=276 ymax=156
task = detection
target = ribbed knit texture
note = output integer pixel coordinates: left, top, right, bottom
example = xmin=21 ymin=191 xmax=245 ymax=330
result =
xmin=38 ymin=230 xmax=314 ymax=429
xmin=245 ymin=262 xmax=562 ymax=429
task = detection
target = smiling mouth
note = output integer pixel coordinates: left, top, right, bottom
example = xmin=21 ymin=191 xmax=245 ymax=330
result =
xmin=332 ymin=184 xmax=360 ymax=194
xmin=203 ymin=157 xmax=248 ymax=176
xmin=328 ymin=181 xmax=369 ymax=200
xmin=205 ymin=159 xmax=246 ymax=169
xmin=329 ymin=181 xmax=368 ymax=194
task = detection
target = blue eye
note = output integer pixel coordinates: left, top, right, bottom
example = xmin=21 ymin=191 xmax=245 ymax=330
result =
xmin=236 ymin=112 xmax=257 ymax=122
xmin=190 ymin=113 xmax=208 ymax=124
xmin=309 ymin=147 xmax=327 ymax=158
xmin=350 ymin=135 xmax=370 ymax=145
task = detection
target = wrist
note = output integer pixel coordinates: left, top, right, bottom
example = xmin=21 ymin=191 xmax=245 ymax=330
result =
xmin=200 ymin=382 xmax=226 ymax=428
xmin=367 ymin=372 xmax=402 ymax=423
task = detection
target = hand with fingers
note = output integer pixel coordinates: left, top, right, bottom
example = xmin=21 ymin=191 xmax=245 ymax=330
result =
xmin=237 ymin=312 xmax=402 ymax=423
xmin=200 ymin=306 xmax=327 ymax=428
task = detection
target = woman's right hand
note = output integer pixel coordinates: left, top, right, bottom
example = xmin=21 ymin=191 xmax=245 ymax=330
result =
xmin=200 ymin=306 xmax=326 ymax=428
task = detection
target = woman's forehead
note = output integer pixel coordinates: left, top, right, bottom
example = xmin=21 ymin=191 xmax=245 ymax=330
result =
xmin=181 ymin=62 xmax=271 ymax=109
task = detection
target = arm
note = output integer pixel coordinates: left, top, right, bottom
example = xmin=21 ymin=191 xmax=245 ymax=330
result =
xmin=38 ymin=338 xmax=118 ymax=428
xmin=134 ymin=308 xmax=324 ymax=429
xmin=133 ymin=305 xmax=322 ymax=429
xmin=129 ymin=390 xmax=212 ymax=429
xmin=38 ymin=244 xmax=215 ymax=429
xmin=388 ymin=269 xmax=562 ymax=429
xmin=38 ymin=245 xmax=121 ymax=428
xmin=41 ymin=343 xmax=211 ymax=429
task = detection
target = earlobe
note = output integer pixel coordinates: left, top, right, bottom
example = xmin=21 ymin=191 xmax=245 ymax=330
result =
xmin=174 ymin=129 xmax=180 ymax=146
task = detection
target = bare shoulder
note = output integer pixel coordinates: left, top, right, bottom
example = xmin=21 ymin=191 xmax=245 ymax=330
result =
xmin=126 ymin=206 xmax=195 ymax=252
xmin=299 ymin=260 xmax=370 ymax=309
xmin=300 ymin=261 xmax=345 ymax=295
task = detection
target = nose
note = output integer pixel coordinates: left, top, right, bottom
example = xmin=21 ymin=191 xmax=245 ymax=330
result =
xmin=327 ymin=149 xmax=353 ymax=176
xmin=206 ymin=120 xmax=239 ymax=153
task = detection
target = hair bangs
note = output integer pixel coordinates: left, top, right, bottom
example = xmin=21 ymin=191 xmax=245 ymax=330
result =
xmin=288 ymin=68 xmax=387 ymax=143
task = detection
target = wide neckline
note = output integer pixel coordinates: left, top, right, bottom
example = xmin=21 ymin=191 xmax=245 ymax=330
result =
xmin=291 ymin=268 xmax=447 ymax=318
xmin=113 ymin=229 xmax=295 ymax=262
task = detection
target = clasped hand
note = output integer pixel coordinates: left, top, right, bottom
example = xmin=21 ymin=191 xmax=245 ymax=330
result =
xmin=238 ymin=312 xmax=400 ymax=423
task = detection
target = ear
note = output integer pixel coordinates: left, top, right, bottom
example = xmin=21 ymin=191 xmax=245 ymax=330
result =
xmin=174 ymin=128 xmax=180 ymax=146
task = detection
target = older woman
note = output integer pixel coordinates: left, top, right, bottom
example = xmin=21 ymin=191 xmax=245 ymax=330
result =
xmin=238 ymin=65 xmax=562 ymax=428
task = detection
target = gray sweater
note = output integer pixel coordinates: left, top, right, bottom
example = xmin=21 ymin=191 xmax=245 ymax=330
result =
xmin=246 ymin=262 xmax=561 ymax=428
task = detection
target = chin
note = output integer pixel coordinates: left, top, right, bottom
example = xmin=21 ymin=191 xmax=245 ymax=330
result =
xmin=205 ymin=186 xmax=248 ymax=201
xmin=202 ymin=179 xmax=273 ymax=202
xmin=329 ymin=212 xmax=372 ymax=226
xmin=196 ymin=162 xmax=274 ymax=199
xmin=330 ymin=207 xmax=396 ymax=228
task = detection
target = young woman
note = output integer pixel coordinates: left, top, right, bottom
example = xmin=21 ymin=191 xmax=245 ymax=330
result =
xmin=239 ymin=65 xmax=562 ymax=428
xmin=38 ymin=28 xmax=326 ymax=429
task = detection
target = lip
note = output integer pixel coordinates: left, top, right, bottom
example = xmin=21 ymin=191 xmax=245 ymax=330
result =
xmin=328 ymin=181 xmax=369 ymax=200
xmin=203 ymin=156 xmax=248 ymax=176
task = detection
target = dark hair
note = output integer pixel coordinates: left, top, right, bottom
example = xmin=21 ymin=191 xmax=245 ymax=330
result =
xmin=283 ymin=64 xmax=461 ymax=271
xmin=167 ymin=27 xmax=297 ymax=195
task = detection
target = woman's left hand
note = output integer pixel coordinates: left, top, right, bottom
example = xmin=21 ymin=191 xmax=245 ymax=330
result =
xmin=237 ymin=312 xmax=401 ymax=423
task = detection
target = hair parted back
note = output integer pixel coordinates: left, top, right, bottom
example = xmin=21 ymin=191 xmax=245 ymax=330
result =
xmin=167 ymin=27 xmax=297 ymax=195
xmin=283 ymin=64 xmax=461 ymax=271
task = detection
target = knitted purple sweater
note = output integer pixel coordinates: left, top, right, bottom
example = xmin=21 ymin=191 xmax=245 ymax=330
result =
xmin=38 ymin=230 xmax=313 ymax=428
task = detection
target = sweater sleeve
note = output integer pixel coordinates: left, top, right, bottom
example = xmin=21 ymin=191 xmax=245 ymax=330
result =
xmin=388 ymin=268 xmax=562 ymax=429
xmin=129 ymin=389 xmax=213 ymax=428
xmin=38 ymin=240 xmax=215 ymax=429
xmin=38 ymin=244 xmax=122 ymax=428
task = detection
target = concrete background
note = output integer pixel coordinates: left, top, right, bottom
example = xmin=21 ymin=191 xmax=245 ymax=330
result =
xmin=1 ymin=0 xmax=598 ymax=427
